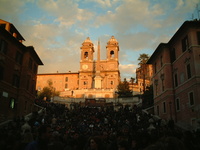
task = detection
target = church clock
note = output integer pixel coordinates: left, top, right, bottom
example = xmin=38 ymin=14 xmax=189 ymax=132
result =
xmin=82 ymin=64 xmax=88 ymax=70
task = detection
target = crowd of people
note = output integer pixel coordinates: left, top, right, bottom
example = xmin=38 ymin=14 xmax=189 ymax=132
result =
xmin=0 ymin=99 xmax=200 ymax=150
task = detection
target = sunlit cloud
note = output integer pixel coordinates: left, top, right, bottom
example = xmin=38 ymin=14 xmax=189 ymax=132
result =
xmin=0 ymin=0 xmax=199 ymax=80
xmin=119 ymin=64 xmax=137 ymax=79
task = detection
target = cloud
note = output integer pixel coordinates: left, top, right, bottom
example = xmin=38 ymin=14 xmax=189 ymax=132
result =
xmin=119 ymin=64 xmax=137 ymax=79
xmin=91 ymin=0 xmax=169 ymax=57
xmin=21 ymin=21 xmax=85 ymax=73
xmin=94 ymin=0 xmax=199 ymax=36
xmin=32 ymin=0 xmax=199 ymax=76
xmin=93 ymin=0 xmax=199 ymax=60
xmin=1 ymin=0 xmax=199 ymax=80
xmin=94 ymin=0 xmax=164 ymax=32
xmin=175 ymin=0 xmax=184 ymax=10
xmin=94 ymin=0 xmax=112 ymax=7
xmin=85 ymin=0 xmax=120 ymax=8
xmin=0 ymin=0 xmax=29 ymax=24
xmin=37 ymin=46 xmax=81 ymax=73
xmin=0 ymin=0 xmax=25 ymax=15
xmin=118 ymin=32 xmax=158 ymax=51
xmin=37 ymin=0 xmax=94 ymax=28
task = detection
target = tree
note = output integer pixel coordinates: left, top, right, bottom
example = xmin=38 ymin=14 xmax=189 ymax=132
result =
xmin=130 ymin=77 xmax=135 ymax=93
xmin=37 ymin=79 xmax=60 ymax=101
xmin=142 ymin=85 xmax=154 ymax=109
xmin=117 ymin=78 xmax=132 ymax=97
xmin=137 ymin=53 xmax=150 ymax=93
xmin=138 ymin=53 xmax=149 ymax=65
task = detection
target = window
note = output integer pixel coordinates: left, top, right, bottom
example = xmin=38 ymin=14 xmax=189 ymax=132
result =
xmin=160 ymin=74 xmax=164 ymax=91
xmin=110 ymin=50 xmax=114 ymax=58
xmin=15 ymin=51 xmax=23 ymax=64
xmin=154 ymin=62 xmax=157 ymax=73
xmin=111 ymin=81 xmax=113 ymax=85
xmin=12 ymin=74 xmax=20 ymax=87
xmin=163 ymin=102 xmax=166 ymax=113
xmin=154 ymin=79 xmax=158 ymax=96
xmin=0 ymin=39 xmax=7 ymax=54
xmin=10 ymin=98 xmax=15 ymax=109
xmin=65 ymin=83 xmax=68 ymax=88
xmin=157 ymin=105 xmax=159 ymax=115
xmin=84 ymin=81 xmax=87 ymax=85
xmin=174 ymin=73 xmax=178 ymax=87
xmin=189 ymin=92 xmax=194 ymax=106
xmin=197 ymin=32 xmax=200 ymax=45
xmin=65 ymin=77 xmax=68 ymax=82
xmin=180 ymin=73 xmax=185 ymax=84
xmin=176 ymin=98 xmax=180 ymax=111
xmin=186 ymin=63 xmax=191 ymax=79
xmin=84 ymin=52 xmax=88 ymax=59
xmin=160 ymin=55 xmax=163 ymax=67
xmin=171 ymin=48 xmax=176 ymax=63
xmin=0 ymin=66 xmax=4 ymax=80
xmin=162 ymin=81 xmax=164 ymax=91
xmin=182 ymin=36 xmax=189 ymax=52
xmin=26 ymin=75 xmax=31 ymax=90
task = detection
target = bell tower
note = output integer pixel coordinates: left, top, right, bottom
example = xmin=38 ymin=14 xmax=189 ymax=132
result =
xmin=80 ymin=37 xmax=94 ymax=61
xmin=79 ymin=37 xmax=94 ymax=89
xmin=106 ymin=36 xmax=119 ymax=61
xmin=105 ymin=36 xmax=120 ymax=90
xmin=80 ymin=37 xmax=94 ymax=71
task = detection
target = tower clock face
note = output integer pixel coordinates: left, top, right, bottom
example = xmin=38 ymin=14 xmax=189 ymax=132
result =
xmin=82 ymin=64 xmax=88 ymax=70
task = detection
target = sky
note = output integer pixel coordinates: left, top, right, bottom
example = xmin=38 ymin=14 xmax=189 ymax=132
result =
xmin=0 ymin=0 xmax=200 ymax=80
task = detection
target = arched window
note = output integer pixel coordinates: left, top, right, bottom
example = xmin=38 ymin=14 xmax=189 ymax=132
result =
xmin=10 ymin=98 xmax=15 ymax=109
xmin=111 ymin=81 xmax=113 ymax=85
xmin=84 ymin=52 xmax=88 ymax=59
xmin=110 ymin=50 xmax=114 ymax=58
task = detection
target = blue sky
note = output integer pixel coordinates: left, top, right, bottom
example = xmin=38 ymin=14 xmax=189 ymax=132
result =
xmin=0 ymin=0 xmax=199 ymax=80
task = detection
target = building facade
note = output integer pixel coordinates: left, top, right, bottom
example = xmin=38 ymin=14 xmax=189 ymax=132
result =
xmin=0 ymin=19 xmax=43 ymax=121
xmin=147 ymin=20 xmax=200 ymax=130
xmin=135 ymin=64 xmax=153 ymax=94
xmin=36 ymin=36 xmax=120 ymax=98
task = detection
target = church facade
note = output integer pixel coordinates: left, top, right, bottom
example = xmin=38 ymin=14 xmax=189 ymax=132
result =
xmin=36 ymin=36 xmax=120 ymax=98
